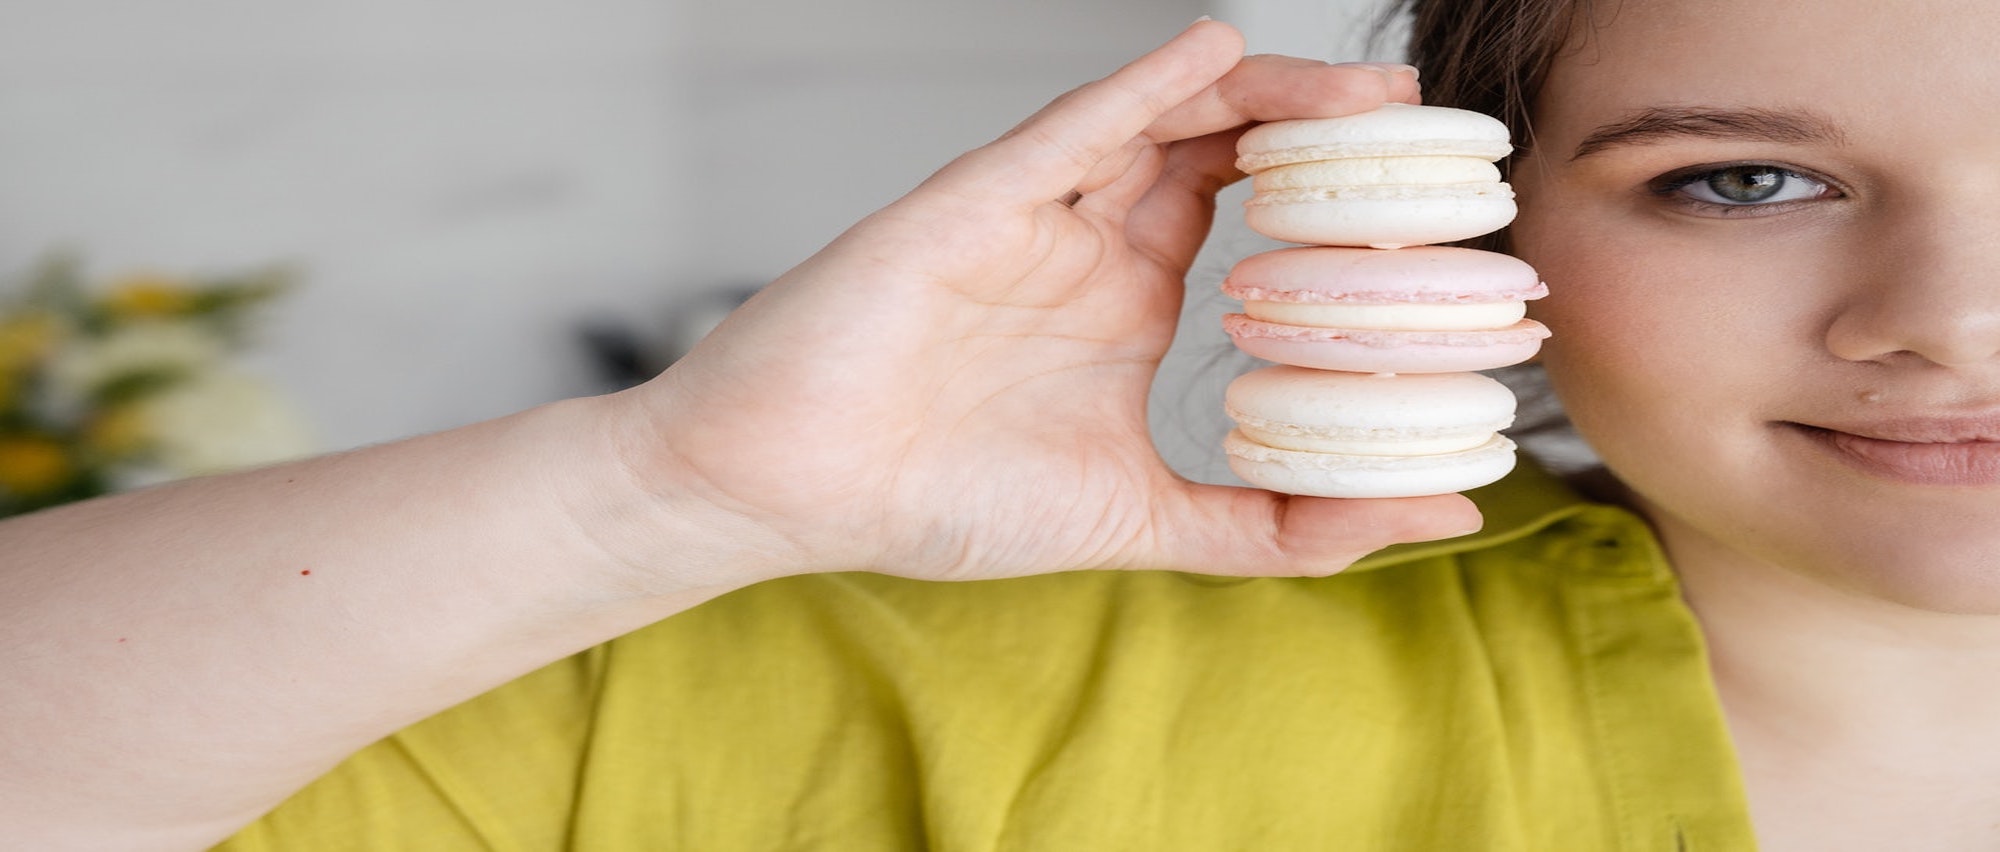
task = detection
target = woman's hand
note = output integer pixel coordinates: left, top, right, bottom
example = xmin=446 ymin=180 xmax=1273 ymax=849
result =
xmin=616 ymin=20 xmax=1484 ymax=589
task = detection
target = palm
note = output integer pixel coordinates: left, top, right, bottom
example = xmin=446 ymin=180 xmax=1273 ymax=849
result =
xmin=859 ymin=192 xmax=1202 ymax=579
xmin=654 ymin=178 xmax=1197 ymax=579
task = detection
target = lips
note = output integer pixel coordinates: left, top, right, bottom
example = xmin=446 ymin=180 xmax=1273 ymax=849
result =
xmin=1787 ymin=419 xmax=2000 ymax=486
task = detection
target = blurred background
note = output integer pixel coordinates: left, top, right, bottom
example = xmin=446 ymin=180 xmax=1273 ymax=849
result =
xmin=0 ymin=0 xmax=1393 ymax=506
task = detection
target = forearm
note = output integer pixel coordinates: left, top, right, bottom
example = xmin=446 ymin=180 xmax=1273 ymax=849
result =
xmin=0 ymin=391 xmax=758 ymax=850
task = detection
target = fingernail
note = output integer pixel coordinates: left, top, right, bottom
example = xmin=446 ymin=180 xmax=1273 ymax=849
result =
xmin=1335 ymin=61 xmax=1420 ymax=79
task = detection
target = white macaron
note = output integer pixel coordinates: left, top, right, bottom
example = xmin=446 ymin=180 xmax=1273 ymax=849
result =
xmin=1222 ymin=365 xmax=1520 ymax=498
xmin=1235 ymin=104 xmax=1516 ymax=249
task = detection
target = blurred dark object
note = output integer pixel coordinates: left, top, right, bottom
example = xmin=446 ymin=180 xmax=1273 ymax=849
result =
xmin=577 ymin=322 xmax=658 ymax=390
xmin=578 ymin=284 xmax=759 ymax=391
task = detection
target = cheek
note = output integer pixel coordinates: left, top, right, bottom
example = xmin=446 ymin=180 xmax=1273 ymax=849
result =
xmin=1514 ymin=223 xmax=1689 ymax=390
xmin=1506 ymin=211 xmax=1764 ymax=472
xmin=1533 ymin=258 xmax=1699 ymax=460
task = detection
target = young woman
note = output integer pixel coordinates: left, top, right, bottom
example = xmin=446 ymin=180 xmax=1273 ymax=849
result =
xmin=10 ymin=0 xmax=1999 ymax=848
xmin=1459 ymin=0 xmax=2000 ymax=847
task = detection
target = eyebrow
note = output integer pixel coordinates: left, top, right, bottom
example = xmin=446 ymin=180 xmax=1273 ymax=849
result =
xmin=1570 ymin=106 xmax=1848 ymax=160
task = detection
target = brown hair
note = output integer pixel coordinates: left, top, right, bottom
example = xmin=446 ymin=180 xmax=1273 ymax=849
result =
xmin=1393 ymin=0 xmax=1594 ymax=154
xmin=1388 ymin=0 xmax=1604 ymax=470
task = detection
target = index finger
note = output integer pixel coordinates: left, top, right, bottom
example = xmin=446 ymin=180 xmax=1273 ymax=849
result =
xmin=923 ymin=19 xmax=1251 ymax=207
xmin=1143 ymin=55 xmax=1422 ymax=146
xmin=924 ymin=21 xmax=1420 ymax=209
xmin=1064 ymin=55 xmax=1420 ymax=203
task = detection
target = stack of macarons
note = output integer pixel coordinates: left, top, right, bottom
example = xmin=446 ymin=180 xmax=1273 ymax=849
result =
xmin=1219 ymin=103 xmax=1549 ymax=499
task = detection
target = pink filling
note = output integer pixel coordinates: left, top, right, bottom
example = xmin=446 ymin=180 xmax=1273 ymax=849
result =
xmin=1222 ymin=314 xmax=1551 ymax=347
xmin=1220 ymin=281 xmax=1549 ymax=304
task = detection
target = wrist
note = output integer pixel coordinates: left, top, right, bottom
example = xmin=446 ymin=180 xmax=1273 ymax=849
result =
xmin=545 ymin=387 xmax=818 ymax=604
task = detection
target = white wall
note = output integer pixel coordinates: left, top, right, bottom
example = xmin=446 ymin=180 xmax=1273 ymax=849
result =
xmin=0 ymin=0 xmax=1206 ymax=452
xmin=1219 ymin=0 xmax=1404 ymax=61
xmin=1150 ymin=0 xmax=1395 ymax=483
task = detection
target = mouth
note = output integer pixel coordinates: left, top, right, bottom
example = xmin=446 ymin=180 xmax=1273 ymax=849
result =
xmin=1785 ymin=420 xmax=2000 ymax=486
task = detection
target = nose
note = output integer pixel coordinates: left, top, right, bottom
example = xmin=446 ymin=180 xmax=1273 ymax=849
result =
xmin=1823 ymin=213 xmax=2000 ymax=368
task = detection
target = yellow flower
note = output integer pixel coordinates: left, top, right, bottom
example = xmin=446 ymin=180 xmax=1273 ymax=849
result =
xmin=103 ymin=274 xmax=196 ymax=318
xmin=85 ymin=404 xmax=152 ymax=459
xmin=46 ymin=321 xmax=222 ymax=399
xmin=0 ymin=435 xmax=74 ymax=497
xmin=0 ymin=313 xmax=61 ymax=370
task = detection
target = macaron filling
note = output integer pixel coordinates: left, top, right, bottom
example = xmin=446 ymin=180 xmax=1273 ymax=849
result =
xmin=1250 ymin=156 xmax=1503 ymax=192
xmin=1230 ymin=418 xmax=1504 ymax=456
xmin=1245 ymin=184 xmax=1515 ymax=204
xmin=1241 ymin=300 xmax=1528 ymax=332
xmin=1223 ymin=431 xmax=1520 ymax=499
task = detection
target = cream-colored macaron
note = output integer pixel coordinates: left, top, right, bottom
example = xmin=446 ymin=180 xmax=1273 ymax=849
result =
xmin=1236 ymin=104 xmax=1516 ymax=249
xmin=1222 ymin=366 xmax=1520 ymax=498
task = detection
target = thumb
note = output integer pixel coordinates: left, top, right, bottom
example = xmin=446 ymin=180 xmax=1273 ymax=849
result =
xmin=1136 ymin=485 xmax=1486 ymax=577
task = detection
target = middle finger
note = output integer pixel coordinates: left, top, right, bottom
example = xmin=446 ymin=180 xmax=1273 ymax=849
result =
xmin=1141 ymin=55 xmax=1421 ymax=146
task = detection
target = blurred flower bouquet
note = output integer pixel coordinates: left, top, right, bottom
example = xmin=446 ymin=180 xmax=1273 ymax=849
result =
xmin=0 ymin=255 xmax=314 ymax=517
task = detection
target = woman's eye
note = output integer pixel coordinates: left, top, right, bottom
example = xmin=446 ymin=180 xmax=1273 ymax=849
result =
xmin=1654 ymin=164 xmax=1834 ymax=208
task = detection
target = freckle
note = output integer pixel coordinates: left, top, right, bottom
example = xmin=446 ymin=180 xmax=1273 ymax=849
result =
xmin=117 ymin=638 xmax=127 ymax=643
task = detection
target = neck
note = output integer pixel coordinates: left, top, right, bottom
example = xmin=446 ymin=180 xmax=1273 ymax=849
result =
xmin=1653 ymin=506 xmax=2000 ymax=764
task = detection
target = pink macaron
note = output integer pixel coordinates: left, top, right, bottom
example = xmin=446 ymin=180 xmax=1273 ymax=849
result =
xmin=1221 ymin=245 xmax=1549 ymax=374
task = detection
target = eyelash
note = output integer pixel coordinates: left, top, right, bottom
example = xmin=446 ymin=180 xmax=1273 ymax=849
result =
xmin=1647 ymin=162 xmax=1840 ymax=215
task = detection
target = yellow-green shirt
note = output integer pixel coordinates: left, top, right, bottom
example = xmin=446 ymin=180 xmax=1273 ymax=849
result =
xmin=218 ymin=466 xmax=1755 ymax=850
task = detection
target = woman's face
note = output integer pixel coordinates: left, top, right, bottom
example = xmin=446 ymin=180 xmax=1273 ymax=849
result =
xmin=1508 ymin=0 xmax=2000 ymax=611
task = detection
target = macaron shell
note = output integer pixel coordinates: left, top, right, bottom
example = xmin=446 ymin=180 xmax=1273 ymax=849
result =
xmin=1224 ymin=314 xmax=1550 ymax=373
xmin=1225 ymin=430 xmax=1519 ymax=498
xmin=1235 ymin=104 xmax=1514 ymax=173
xmin=1243 ymin=193 xmax=1518 ymax=248
xmin=1222 ymin=245 xmax=1546 ymax=305
xmin=1224 ymin=366 xmax=1517 ymax=435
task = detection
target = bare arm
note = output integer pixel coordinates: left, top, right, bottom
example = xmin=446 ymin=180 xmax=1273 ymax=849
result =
xmin=0 ymin=21 xmax=1479 ymax=850
xmin=0 ymin=395 xmax=758 ymax=849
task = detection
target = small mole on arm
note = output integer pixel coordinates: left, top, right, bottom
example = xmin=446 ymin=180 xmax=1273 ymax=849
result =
xmin=300 ymin=570 xmax=312 ymax=576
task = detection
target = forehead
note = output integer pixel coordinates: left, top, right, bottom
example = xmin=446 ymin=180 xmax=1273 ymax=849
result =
xmin=1533 ymin=0 xmax=2000 ymax=148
